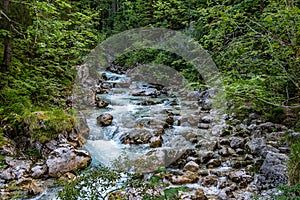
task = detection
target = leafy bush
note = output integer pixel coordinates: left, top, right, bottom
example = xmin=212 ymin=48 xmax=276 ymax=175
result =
xmin=272 ymin=183 xmax=300 ymax=200
xmin=288 ymin=139 xmax=300 ymax=185
xmin=58 ymin=165 xmax=187 ymax=200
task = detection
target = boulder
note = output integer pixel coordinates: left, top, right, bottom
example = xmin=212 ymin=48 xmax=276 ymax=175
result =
xmin=183 ymin=161 xmax=199 ymax=172
xmin=74 ymin=111 xmax=90 ymax=138
xmin=120 ymin=128 xmax=152 ymax=144
xmin=46 ymin=144 xmax=91 ymax=177
xmin=0 ymin=158 xmax=34 ymax=181
xmin=258 ymin=151 xmax=288 ymax=187
xmin=97 ymin=113 xmax=113 ymax=126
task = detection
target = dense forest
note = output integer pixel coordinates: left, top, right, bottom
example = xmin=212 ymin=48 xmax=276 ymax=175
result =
xmin=0 ymin=0 xmax=300 ymax=199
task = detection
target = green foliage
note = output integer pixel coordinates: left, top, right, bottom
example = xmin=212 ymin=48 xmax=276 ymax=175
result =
xmin=23 ymin=110 xmax=74 ymax=143
xmin=0 ymin=0 xmax=101 ymax=144
xmin=57 ymin=165 xmax=123 ymax=200
xmin=272 ymin=183 xmax=300 ymax=200
xmin=288 ymin=139 xmax=300 ymax=185
xmin=58 ymin=165 xmax=187 ymax=200
xmin=191 ymin=0 xmax=300 ymax=107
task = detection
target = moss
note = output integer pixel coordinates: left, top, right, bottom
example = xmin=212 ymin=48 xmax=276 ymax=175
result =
xmin=23 ymin=109 xmax=75 ymax=143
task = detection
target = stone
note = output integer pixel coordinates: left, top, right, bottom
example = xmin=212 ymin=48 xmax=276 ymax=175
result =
xmin=193 ymin=188 xmax=208 ymax=200
xmin=31 ymin=165 xmax=47 ymax=178
xmin=2 ymin=158 xmax=33 ymax=179
xmin=165 ymin=116 xmax=175 ymax=125
xmin=68 ymin=130 xmax=87 ymax=147
xmin=196 ymin=140 xmax=217 ymax=151
xmin=187 ymin=91 xmax=201 ymax=100
xmin=183 ymin=161 xmax=200 ymax=172
xmin=74 ymin=111 xmax=90 ymax=138
xmin=258 ymin=151 xmax=288 ymax=187
xmin=229 ymin=137 xmax=245 ymax=149
xmin=219 ymin=138 xmax=230 ymax=145
xmin=0 ymin=168 xmax=15 ymax=180
xmin=58 ymin=172 xmax=77 ymax=183
xmin=28 ymin=179 xmax=44 ymax=195
xmin=133 ymin=149 xmax=166 ymax=173
xmin=201 ymin=175 xmax=218 ymax=187
xmin=201 ymin=115 xmax=213 ymax=123
xmin=97 ymin=113 xmax=113 ymax=126
xmin=149 ymin=136 xmax=163 ymax=148
xmin=131 ymin=88 xmax=159 ymax=97
xmin=218 ymin=147 xmax=233 ymax=157
xmin=207 ymin=159 xmax=221 ymax=168
xmin=199 ymin=151 xmax=214 ymax=163
xmin=1 ymin=140 xmax=16 ymax=155
xmin=96 ymin=100 xmax=109 ymax=108
xmin=228 ymin=170 xmax=253 ymax=183
xmin=170 ymin=172 xmax=199 ymax=185
xmin=245 ymin=138 xmax=266 ymax=156
xmin=120 ymin=128 xmax=152 ymax=144
xmin=45 ymin=140 xmax=58 ymax=151
xmin=198 ymin=123 xmax=210 ymax=129
xmin=46 ymin=144 xmax=91 ymax=177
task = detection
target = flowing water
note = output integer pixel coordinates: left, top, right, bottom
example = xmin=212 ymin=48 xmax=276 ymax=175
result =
xmin=83 ymin=71 xmax=211 ymax=169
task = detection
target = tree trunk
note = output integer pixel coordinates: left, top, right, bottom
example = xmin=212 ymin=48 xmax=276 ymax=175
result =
xmin=2 ymin=0 xmax=12 ymax=70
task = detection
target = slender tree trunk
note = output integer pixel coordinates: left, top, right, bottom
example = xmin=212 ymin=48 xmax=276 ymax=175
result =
xmin=2 ymin=0 xmax=12 ymax=70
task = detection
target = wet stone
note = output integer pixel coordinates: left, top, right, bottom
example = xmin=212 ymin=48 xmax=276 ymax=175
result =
xmin=149 ymin=136 xmax=163 ymax=148
xmin=201 ymin=175 xmax=218 ymax=187
xmin=207 ymin=159 xmax=221 ymax=168
xmin=97 ymin=113 xmax=113 ymax=126
xmin=183 ymin=161 xmax=200 ymax=172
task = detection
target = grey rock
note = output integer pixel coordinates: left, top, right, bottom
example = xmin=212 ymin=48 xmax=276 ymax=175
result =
xmin=31 ymin=165 xmax=47 ymax=178
xmin=196 ymin=140 xmax=217 ymax=151
xmin=258 ymin=151 xmax=288 ymax=187
xmin=246 ymin=138 xmax=266 ymax=156
xmin=229 ymin=137 xmax=245 ymax=149
xmin=46 ymin=144 xmax=91 ymax=177
xmin=0 ymin=168 xmax=15 ymax=180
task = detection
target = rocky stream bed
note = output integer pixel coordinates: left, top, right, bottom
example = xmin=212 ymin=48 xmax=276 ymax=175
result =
xmin=0 ymin=65 xmax=299 ymax=199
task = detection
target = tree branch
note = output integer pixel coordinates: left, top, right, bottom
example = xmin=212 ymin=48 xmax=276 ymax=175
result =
xmin=0 ymin=10 xmax=26 ymax=39
xmin=233 ymin=93 xmax=300 ymax=109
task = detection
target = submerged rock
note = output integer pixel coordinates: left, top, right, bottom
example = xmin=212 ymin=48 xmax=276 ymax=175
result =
xmin=97 ymin=113 xmax=113 ymax=126
xmin=96 ymin=100 xmax=109 ymax=108
xmin=46 ymin=144 xmax=91 ymax=177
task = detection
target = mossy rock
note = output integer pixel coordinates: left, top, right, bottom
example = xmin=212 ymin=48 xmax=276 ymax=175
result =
xmin=23 ymin=109 xmax=75 ymax=143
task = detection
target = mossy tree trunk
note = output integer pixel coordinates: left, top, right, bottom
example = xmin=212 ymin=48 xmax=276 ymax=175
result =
xmin=1 ymin=0 xmax=12 ymax=70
